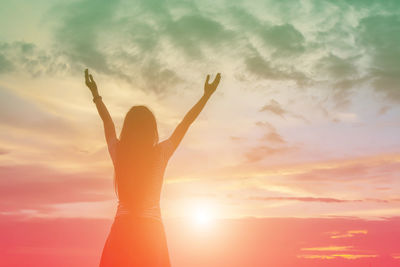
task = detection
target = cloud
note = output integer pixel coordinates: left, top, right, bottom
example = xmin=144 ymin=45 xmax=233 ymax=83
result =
xmin=297 ymin=254 xmax=377 ymax=260
xmin=248 ymin=196 xmax=396 ymax=204
xmin=52 ymin=0 xmax=121 ymax=75
xmin=255 ymin=121 xmax=286 ymax=144
xmin=249 ymin=196 xmax=349 ymax=203
xmin=0 ymin=148 xmax=10 ymax=155
xmin=0 ymin=164 xmax=113 ymax=214
xmin=260 ymin=23 xmax=306 ymax=56
xmin=244 ymin=50 xmax=309 ymax=85
xmin=244 ymin=145 xmax=294 ymax=163
xmin=315 ymin=53 xmax=359 ymax=79
xmin=259 ymin=100 xmax=308 ymax=122
xmin=0 ymin=52 xmax=14 ymax=73
xmin=329 ymin=229 xmax=368 ymax=239
xmin=164 ymin=14 xmax=235 ymax=59
xmin=1 ymin=0 xmax=399 ymax=105
xmin=259 ymin=99 xmax=287 ymax=117
xmin=0 ymin=42 xmax=66 ymax=76
xmin=357 ymin=14 xmax=400 ymax=102
xmin=291 ymin=157 xmax=400 ymax=183
xmin=301 ymin=246 xmax=353 ymax=252
xmin=139 ymin=59 xmax=182 ymax=95
xmin=261 ymin=131 xmax=286 ymax=144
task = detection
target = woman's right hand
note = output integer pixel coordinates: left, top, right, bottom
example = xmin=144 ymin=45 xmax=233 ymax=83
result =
xmin=204 ymin=73 xmax=221 ymax=97
xmin=85 ymin=69 xmax=99 ymax=96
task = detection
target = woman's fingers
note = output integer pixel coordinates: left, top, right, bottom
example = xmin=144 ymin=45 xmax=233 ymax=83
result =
xmin=84 ymin=69 xmax=97 ymax=91
xmin=210 ymin=73 xmax=221 ymax=86
xmin=214 ymin=73 xmax=221 ymax=85
xmin=85 ymin=69 xmax=90 ymax=84
xmin=205 ymin=74 xmax=210 ymax=85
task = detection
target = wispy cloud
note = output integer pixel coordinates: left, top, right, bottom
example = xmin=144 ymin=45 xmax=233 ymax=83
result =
xmin=301 ymin=246 xmax=353 ymax=252
xmin=329 ymin=230 xmax=368 ymax=239
xmin=297 ymin=254 xmax=378 ymax=260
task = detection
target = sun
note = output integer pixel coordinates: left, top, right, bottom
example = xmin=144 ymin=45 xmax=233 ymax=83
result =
xmin=190 ymin=202 xmax=215 ymax=229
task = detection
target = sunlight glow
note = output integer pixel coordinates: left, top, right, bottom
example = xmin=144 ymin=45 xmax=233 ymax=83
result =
xmin=190 ymin=202 xmax=215 ymax=229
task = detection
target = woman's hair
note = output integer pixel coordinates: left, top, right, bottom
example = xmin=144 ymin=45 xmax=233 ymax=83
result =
xmin=114 ymin=105 xmax=159 ymax=207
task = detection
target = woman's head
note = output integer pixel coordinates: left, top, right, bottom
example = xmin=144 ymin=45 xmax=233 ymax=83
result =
xmin=119 ymin=105 xmax=159 ymax=147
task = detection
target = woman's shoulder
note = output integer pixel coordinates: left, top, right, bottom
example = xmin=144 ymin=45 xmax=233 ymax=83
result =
xmin=157 ymin=139 xmax=172 ymax=147
xmin=156 ymin=139 xmax=174 ymax=160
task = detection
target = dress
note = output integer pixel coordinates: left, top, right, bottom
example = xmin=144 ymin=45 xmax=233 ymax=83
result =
xmin=99 ymin=139 xmax=174 ymax=267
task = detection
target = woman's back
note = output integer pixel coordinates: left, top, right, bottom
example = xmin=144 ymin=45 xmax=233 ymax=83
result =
xmin=108 ymin=138 xmax=175 ymax=219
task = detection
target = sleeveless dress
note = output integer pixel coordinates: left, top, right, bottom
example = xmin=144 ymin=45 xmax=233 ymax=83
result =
xmin=99 ymin=139 xmax=175 ymax=267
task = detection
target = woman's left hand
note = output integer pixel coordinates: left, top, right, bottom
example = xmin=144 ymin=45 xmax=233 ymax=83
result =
xmin=204 ymin=73 xmax=221 ymax=97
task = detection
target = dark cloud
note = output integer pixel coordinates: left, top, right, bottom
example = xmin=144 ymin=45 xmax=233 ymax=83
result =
xmin=315 ymin=53 xmax=359 ymax=79
xmin=357 ymin=15 xmax=400 ymax=102
xmin=260 ymin=24 xmax=306 ymax=56
xmin=164 ymin=14 xmax=235 ymax=59
xmin=139 ymin=59 xmax=182 ymax=96
xmin=49 ymin=0 xmax=232 ymax=93
xmin=52 ymin=0 xmax=121 ymax=75
xmin=244 ymin=46 xmax=309 ymax=85
xmin=0 ymin=53 xmax=14 ymax=73
xmin=244 ymin=54 xmax=309 ymax=85
xmin=2 ymin=0 xmax=400 ymax=105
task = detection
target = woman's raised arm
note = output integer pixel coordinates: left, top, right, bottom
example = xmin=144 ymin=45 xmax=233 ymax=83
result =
xmin=168 ymin=73 xmax=221 ymax=154
xmin=84 ymin=69 xmax=117 ymax=149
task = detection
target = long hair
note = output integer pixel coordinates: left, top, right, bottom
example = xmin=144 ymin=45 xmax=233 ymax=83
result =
xmin=114 ymin=105 xmax=159 ymax=208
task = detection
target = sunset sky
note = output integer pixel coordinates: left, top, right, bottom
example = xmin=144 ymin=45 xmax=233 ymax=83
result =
xmin=0 ymin=0 xmax=399 ymax=266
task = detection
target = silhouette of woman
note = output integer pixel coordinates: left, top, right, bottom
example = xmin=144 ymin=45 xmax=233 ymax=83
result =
xmin=84 ymin=69 xmax=221 ymax=267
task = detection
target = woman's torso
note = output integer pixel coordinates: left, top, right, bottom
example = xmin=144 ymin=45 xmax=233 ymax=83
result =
xmin=108 ymin=139 xmax=174 ymax=221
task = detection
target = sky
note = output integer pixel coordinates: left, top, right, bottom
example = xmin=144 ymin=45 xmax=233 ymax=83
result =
xmin=0 ymin=0 xmax=399 ymax=266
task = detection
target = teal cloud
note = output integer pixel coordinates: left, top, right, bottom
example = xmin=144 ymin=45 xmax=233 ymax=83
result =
xmin=1 ymin=0 xmax=400 ymax=101
xmin=52 ymin=0 xmax=121 ymax=75
xmin=357 ymin=15 xmax=400 ymax=101
xmin=0 ymin=53 xmax=14 ymax=73
xmin=260 ymin=24 xmax=305 ymax=56
xmin=0 ymin=41 xmax=66 ymax=76
xmin=164 ymin=14 xmax=234 ymax=59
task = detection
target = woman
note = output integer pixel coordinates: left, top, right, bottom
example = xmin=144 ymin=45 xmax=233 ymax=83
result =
xmin=84 ymin=69 xmax=221 ymax=266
